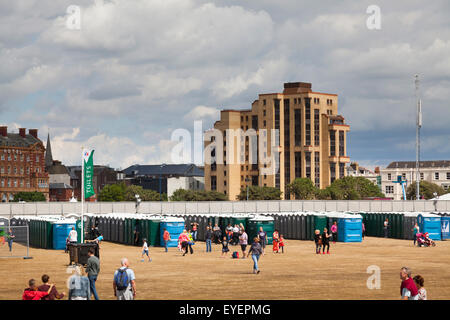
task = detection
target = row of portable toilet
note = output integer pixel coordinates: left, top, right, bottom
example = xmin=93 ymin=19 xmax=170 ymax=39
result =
xmin=259 ymin=212 xmax=363 ymax=243
xmin=9 ymin=216 xmax=78 ymax=250
xmin=84 ymin=214 xmax=186 ymax=248
xmin=357 ymin=212 xmax=446 ymax=241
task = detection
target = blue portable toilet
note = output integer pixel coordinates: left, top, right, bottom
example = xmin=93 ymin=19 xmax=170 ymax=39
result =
xmin=160 ymin=217 xmax=185 ymax=247
xmin=440 ymin=216 xmax=450 ymax=240
xmin=418 ymin=213 xmax=441 ymax=241
xmin=52 ymin=219 xmax=77 ymax=250
xmin=335 ymin=213 xmax=362 ymax=242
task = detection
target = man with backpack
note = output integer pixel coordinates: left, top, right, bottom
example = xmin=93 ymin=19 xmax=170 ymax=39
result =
xmin=113 ymin=258 xmax=136 ymax=300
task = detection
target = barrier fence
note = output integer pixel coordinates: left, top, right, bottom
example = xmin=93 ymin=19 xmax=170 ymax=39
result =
xmin=1 ymin=200 xmax=450 ymax=218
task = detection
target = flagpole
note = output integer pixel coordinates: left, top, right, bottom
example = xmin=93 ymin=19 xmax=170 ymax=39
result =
xmin=81 ymin=146 xmax=84 ymax=244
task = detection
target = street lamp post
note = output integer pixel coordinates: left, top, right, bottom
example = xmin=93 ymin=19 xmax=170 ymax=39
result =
xmin=245 ymin=177 xmax=251 ymax=201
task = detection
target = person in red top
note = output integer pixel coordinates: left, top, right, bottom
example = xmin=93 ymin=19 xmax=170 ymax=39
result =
xmin=278 ymin=234 xmax=285 ymax=253
xmin=163 ymin=228 xmax=171 ymax=253
xmin=178 ymin=230 xmax=190 ymax=256
xmin=38 ymin=274 xmax=65 ymax=300
xmin=22 ymin=279 xmax=53 ymax=300
xmin=272 ymin=230 xmax=280 ymax=253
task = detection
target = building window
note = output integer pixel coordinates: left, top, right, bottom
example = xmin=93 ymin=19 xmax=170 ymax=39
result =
xmin=295 ymin=152 xmax=301 ymax=178
xmin=339 ymin=131 xmax=345 ymax=156
xmin=435 ymin=172 xmax=439 ymax=180
xmin=263 ymin=99 xmax=266 ymax=106
xmin=224 ymin=171 xmax=227 ymax=176
xmin=314 ymin=152 xmax=320 ymax=187
xmin=284 ymin=99 xmax=290 ymax=148
xmin=305 ymin=98 xmax=311 ymax=145
xmin=386 ymin=186 xmax=394 ymax=194
xmin=252 ymin=115 xmax=258 ymax=130
xmin=294 ymin=109 xmax=301 ymax=146
xmin=263 ymin=120 xmax=266 ymax=127
xmin=339 ymin=163 xmax=345 ymax=179
xmin=224 ymin=180 xmax=227 ymax=186
xmin=447 ymin=172 xmax=450 ymax=180
xmin=330 ymin=162 xmax=336 ymax=183
xmin=305 ymin=152 xmax=311 ymax=179
xmin=388 ymin=173 xmax=391 ymax=180
xmin=211 ymin=176 xmax=217 ymax=191
xmin=329 ymin=130 xmax=336 ymax=156
xmin=420 ymin=172 xmax=424 ymax=180
xmin=314 ymin=109 xmax=320 ymax=146
xmin=263 ymin=110 xmax=266 ymax=117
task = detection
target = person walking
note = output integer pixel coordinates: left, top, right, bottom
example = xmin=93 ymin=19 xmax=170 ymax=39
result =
xmin=314 ymin=230 xmax=322 ymax=254
xmin=205 ymin=226 xmax=212 ymax=253
xmin=163 ymin=228 xmax=170 ymax=252
xmin=384 ymin=219 xmax=389 ymax=238
xmin=272 ymin=229 xmax=280 ymax=253
xmin=257 ymin=227 xmax=267 ymax=255
xmin=191 ymin=222 xmax=198 ymax=241
xmin=178 ymin=230 xmax=190 ymax=256
xmin=322 ymin=228 xmax=332 ymax=254
xmin=85 ymin=248 xmax=100 ymax=300
xmin=38 ymin=275 xmax=65 ymax=300
xmin=6 ymin=228 xmax=15 ymax=252
xmin=413 ymin=275 xmax=427 ymax=300
xmin=187 ymin=229 xmax=194 ymax=254
xmin=330 ymin=221 xmax=338 ymax=243
xmin=22 ymin=279 xmax=54 ymax=300
xmin=279 ymin=234 xmax=285 ymax=253
xmin=113 ymin=258 xmax=136 ymax=300
xmin=239 ymin=229 xmax=248 ymax=259
xmin=247 ymin=237 xmax=263 ymax=274
xmin=141 ymin=238 xmax=152 ymax=262
xmin=412 ymin=223 xmax=420 ymax=246
xmin=400 ymin=267 xmax=419 ymax=300
xmin=68 ymin=266 xmax=90 ymax=300
xmin=362 ymin=222 xmax=365 ymax=240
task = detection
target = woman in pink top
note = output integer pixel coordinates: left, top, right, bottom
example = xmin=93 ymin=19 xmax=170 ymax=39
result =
xmin=330 ymin=222 xmax=338 ymax=243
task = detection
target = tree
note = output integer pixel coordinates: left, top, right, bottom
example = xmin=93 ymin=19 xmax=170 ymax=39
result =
xmin=406 ymin=181 xmax=447 ymax=200
xmin=12 ymin=192 xmax=46 ymax=202
xmin=98 ymin=183 xmax=127 ymax=201
xmin=325 ymin=176 xmax=385 ymax=200
xmin=124 ymin=185 xmax=161 ymax=201
xmin=169 ymin=189 xmax=227 ymax=201
xmin=287 ymin=178 xmax=318 ymax=200
xmin=236 ymin=186 xmax=282 ymax=200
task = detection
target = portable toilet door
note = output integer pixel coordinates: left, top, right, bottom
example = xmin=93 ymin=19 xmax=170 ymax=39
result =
xmin=441 ymin=216 xmax=450 ymax=240
xmin=300 ymin=214 xmax=306 ymax=240
xmin=247 ymin=216 xmax=274 ymax=245
xmin=338 ymin=215 xmax=363 ymax=242
xmin=118 ymin=218 xmax=125 ymax=244
xmin=314 ymin=214 xmax=327 ymax=234
xmin=52 ymin=221 xmax=76 ymax=250
xmin=160 ymin=217 xmax=185 ymax=247
xmin=148 ymin=217 xmax=162 ymax=247
xmin=418 ymin=214 xmax=442 ymax=241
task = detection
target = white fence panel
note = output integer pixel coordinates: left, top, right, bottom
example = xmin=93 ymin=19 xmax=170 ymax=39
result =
xmin=280 ymin=201 xmax=292 ymax=212
xmin=185 ymin=202 xmax=198 ymax=214
xmin=370 ymin=201 xmax=382 ymax=212
xmin=381 ymin=201 xmax=393 ymax=212
xmin=413 ymin=201 xmax=425 ymax=212
xmin=291 ymin=201 xmax=303 ymax=212
xmin=313 ymin=201 xmax=326 ymax=212
xmin=233 ymin=202 xmax=245 ymax=213
xmin=256 ymin=201 xmax=268 ymax=213
xmin=267 ymin=201 xmax=280 ymax=212
xmin=197 ymin=202 xmax=210 ymax=214
xmin=348 ymin=201 xmax=359 ymax=212
xmin=303 ymin=201 xmax=314 ymax=212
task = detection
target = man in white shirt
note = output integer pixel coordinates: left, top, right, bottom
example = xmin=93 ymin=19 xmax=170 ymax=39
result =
xmin=68 ymin=227 xmax=78 ymax=243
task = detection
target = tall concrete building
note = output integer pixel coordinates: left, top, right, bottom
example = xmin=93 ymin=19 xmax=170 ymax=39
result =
xmin=204 ymin=82 xmax=350 ymax=200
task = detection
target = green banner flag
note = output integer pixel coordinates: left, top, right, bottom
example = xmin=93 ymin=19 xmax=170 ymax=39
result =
xmin=83 ymin=149 xmax=95 ymax=199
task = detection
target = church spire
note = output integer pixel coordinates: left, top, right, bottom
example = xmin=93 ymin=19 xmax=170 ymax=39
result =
xmin=45 ymin=132 xmax=53 ymax=170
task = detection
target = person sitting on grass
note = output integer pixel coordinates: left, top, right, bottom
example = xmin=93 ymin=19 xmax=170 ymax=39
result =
xmin=22 ymin=279 xmax=54 ymax=300
xmin=221 ymin=236 xmax=230 ymax=258
xmin=141 ymin=238 xmax=152 ymax=262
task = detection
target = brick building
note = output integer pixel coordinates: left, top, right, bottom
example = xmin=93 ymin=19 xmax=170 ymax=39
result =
xmin=0 ymin=126 xmax=49 ymax=202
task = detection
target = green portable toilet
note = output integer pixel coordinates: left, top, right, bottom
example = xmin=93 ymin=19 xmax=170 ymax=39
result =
xmin=305 ymin=214 xmax=312 ymax=240
xmin=148 ymin=216 xmax=162 ymax=246
xmin=247 ymin=216 xmax=275 ymax=245
xmin=314 ymin=214 xmax=328 ymax=234
xmin=231 ymin=215 xmax=249 ymax=231
xmin=46 ymin=220 xmax=53 ymax=249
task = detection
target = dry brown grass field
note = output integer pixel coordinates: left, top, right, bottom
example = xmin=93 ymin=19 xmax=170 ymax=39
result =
xmin=1 ymin=237 xmax=449 ymax=300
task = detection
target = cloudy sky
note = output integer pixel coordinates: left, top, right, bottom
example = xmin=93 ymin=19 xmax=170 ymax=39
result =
xmin=1 ymin=0 xmax=449 ymax=170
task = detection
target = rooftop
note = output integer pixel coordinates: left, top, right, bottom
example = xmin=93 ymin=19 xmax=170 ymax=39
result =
xmin=386 ymin=161 xmax=450 ymax=169
xmin=123 ymin=164 xmax=204 ymax=177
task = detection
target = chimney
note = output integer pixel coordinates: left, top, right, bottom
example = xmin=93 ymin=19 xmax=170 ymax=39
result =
xmin=19 ymin=128 xmax=26 ymax=138
xmin=29 ymin=129 xmax=38 ymax=139
xmin=0 ymin=126 xmax=6 ymax=137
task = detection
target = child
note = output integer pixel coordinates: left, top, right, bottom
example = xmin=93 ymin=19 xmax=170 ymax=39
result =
xmin=141 ymin=238 xmax=152 ymax=262
xmin=322 ymin=228 xmax=331 ymax=254
xmin=413 ymin=275 xmax=427 ymax=300
xmin=278 ymin=234 xmax=285 ymax=253
xmin=272 ymin=230 xmax=280 ymax=253
xmin=314 ymin=230 xmax=322 ymax=254
xmin=221 ymin=236 xmax=229 ymax=258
